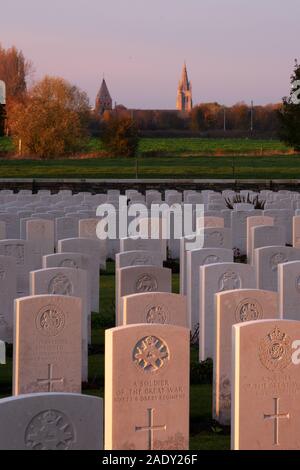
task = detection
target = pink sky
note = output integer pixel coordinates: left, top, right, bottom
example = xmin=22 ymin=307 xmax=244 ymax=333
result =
xmin=1 ymin=0 xmax=299 ymax=108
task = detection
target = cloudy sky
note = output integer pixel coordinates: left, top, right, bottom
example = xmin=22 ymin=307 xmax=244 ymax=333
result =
xmin=1 ymin=0 xmax=299 ymax=108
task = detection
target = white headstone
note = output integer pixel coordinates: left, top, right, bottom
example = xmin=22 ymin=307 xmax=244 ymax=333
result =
xmin=186 ymin=248 xmax=233 ymax=332
xmin=199 ymin=262 xmax=256 ymax=360
xmin=0 ymin=393 xmax=103 ymax=450
xmin=58 ymin=238 xmax=104 ymax=312
xmin=255 ymin=246 xmax=300 ymax=291
xmin=0 ymin=255 xmax=17 ymax=343
xmin=30 ymin=267 xmax=89 ymax=381
xmin=117 ymin=266 xmax=172 ymax=325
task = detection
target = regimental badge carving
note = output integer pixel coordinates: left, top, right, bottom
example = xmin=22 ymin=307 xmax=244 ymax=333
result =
xmin=48 ymin=274 xmax=73 ymax=296
xmin=270 ymin=253 xmax=288 ymax=272
xmin=259 ymin=326 xmax=292 ymax=371
xmin=218 ymin=271 xmax=241 ymax=292
xmin=24 ymin=410 xmax=75 ymax=450
xmin=133 ymin=336 xmax=169 ymax=372
xmin=136 ymin=274 xmax=158 ymax=293
xmin=203 ymin=255 xmax=221 ymax=265
xmin=59 ymin=259 xmax=78 ymax=268
xmin=295 ymin=275 xmax=300 ymax=293
xmin=145 ymin=305 xmax=169 ymax=324
xmin=36 ymin=305 xmax=65 ymax=337
xmin=208 ymin=231 xmax=224 ymax=246
xmin=131 ymin=256 xmax=153 ymax=266
xmin=4 ymin=244 xmax=24 ymax=265
xmin=235 ymin=298 xmax=263 ymax=322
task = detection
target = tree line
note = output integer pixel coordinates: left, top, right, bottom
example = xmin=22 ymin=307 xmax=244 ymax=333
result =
xmin=0 ymin=44 xmax=300 ymax=157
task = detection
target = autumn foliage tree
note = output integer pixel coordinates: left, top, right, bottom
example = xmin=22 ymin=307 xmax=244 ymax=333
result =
xmin=0 ymin=44 xmax=31 ymax=103
xmin=10 ymin=76 xmax=91 ymax=158
xmin=102 ymin=115 xmax=139 ymax=157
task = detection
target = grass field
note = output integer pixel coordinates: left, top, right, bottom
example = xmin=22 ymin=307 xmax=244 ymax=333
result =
xmin=1 ymin=136 xmax=291 ymax=156
xmin=86 ymin=137 xmax=291 ymax=156
xmin=1 ymin=154 xmax=300 ymax=179
xmin=0 ymin=261 xmax=230 ymax=450
xmin=0 ymin=136 xmax=298 ymax=179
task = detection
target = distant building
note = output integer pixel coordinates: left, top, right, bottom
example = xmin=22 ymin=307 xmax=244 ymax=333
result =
xmin=95 ymin=78 xmax=112 ymax=115
xmin=96 ymin=63 xmax=193 ymax=120
xmin=176 ymin=63 xmax=193 ymax=112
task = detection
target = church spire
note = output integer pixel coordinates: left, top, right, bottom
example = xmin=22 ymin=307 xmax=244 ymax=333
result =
xmin=176 ymin=62 xmax=193 ymax=111
xmin=95 ymin=77 xmax=113 ymax=116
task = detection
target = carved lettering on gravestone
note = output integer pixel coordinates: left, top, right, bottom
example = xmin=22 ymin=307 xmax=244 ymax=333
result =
xmin=259 ymin=326 xmax=292 ymax=371
xmin=59 ymin=259 xmax=78 ymax=268
xmin=133 ymin=336 xmax=169 ymax=372
xmin=145 ymin=305 xmax=169 ymax=324
xmin=131 ymin=256 xmax=153 ymax=266
xmin=270 ymin=253 xmax=288 ymax=272
xmin=218 ymin=271 xmax=241 ymax=292
xmin=4 ymin=244 xmax=24 ymax=265
xmin=203 ymin=255 xmax=220 ymax=265
xmin=35 ymin=305 xmax=65 ymax=337
xmin=48 ymin=274 xmax=73 ymax=296
xmin=136 ymin=274 xmax=158 ymax=293
xmin=235 ymin=299 xmax=263 ymax=323
xmin=135 ymin=408 xmax=166 ymax=451
xmin=24 ymin=410 xmax=75 ymax=450
xmin=263 ymin=398 xmax=290 ymax=446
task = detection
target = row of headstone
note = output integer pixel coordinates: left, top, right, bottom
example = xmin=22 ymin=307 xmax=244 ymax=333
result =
xmin=1 ymin=288 xmax=190 ymax=450
xmin=3 ymin=189 xmax=300 ymax=449
xmin=3 ymin=300 xmax=300 ymax=449
xmin=2 ymin=189 xmax=300 ymax=261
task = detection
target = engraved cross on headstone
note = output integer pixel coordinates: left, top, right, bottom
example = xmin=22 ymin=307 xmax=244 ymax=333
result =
xmin=264 ymin=397 xmax=290 ymax=446
xmin=135 ymin=408 xmax=166 ymax=450
xmin=37 ymin=364 xmax=64 ymax=392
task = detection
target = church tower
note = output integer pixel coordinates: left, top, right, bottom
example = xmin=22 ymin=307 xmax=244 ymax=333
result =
xmin=176 ymin=63 xmax=193 ymax=112
xmin=95 ymin=78 xmax=113 ymax=115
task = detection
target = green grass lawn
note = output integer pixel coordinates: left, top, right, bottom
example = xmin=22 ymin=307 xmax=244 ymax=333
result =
xmin=0 ymin=261 xmax=230 ymax=450
xmin=0 ymin=154 xmax=300 ymax=179
xmin=86 ymin=137 xmax=290 ymax=156
xmin=0 ymin=136 xmax=298 ymax=180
